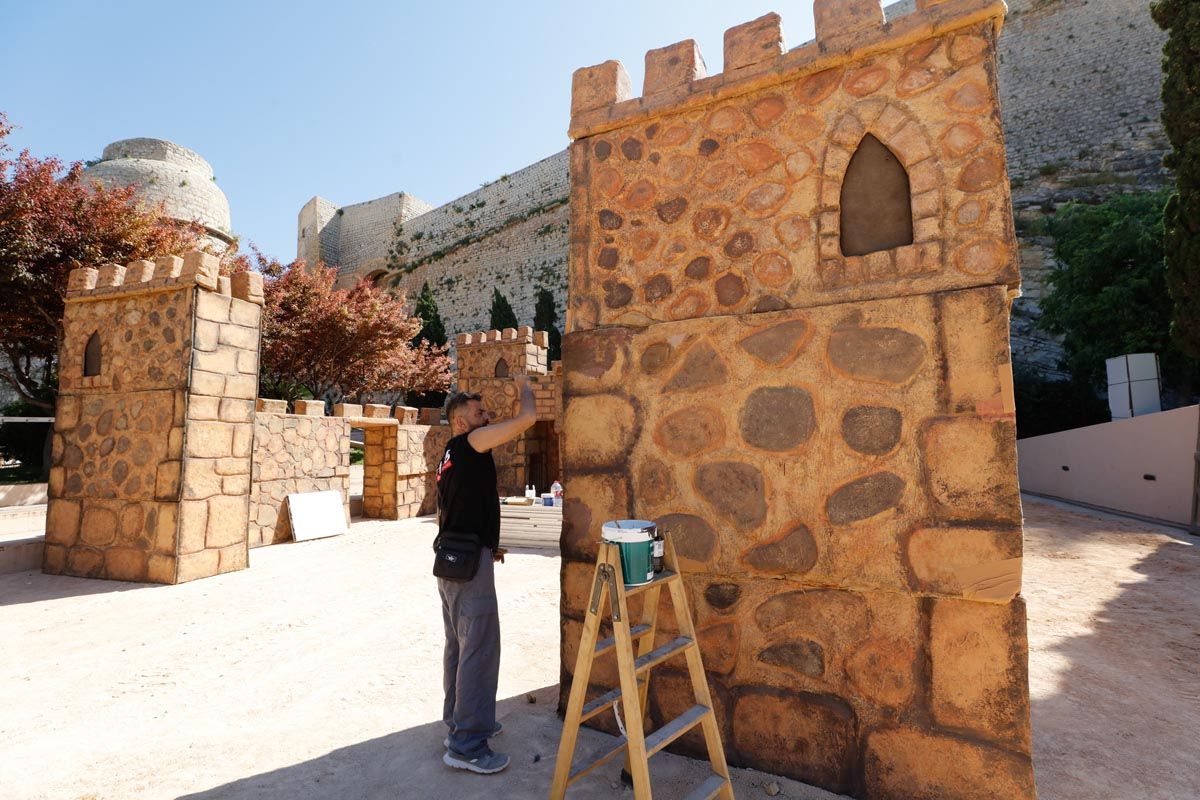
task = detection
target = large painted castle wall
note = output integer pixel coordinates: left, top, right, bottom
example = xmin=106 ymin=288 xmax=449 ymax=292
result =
xmin=560 ymin=1 xmax=1034 ymax=798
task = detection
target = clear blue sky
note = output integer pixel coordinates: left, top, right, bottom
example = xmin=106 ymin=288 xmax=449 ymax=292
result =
xmin=2 ymin=1 xmax=816 ymax=262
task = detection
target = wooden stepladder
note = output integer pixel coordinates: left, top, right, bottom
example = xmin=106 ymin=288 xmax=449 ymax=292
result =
xmin=549 ymin=531 xmax=734 ymax=800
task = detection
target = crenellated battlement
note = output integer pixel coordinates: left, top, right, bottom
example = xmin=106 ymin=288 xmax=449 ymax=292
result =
xmin=65 ymin=250 xmax=264 ymax=306
xmin=455 ymin=325 xmax=550 ymax=349
xmin=569 ymin=0 xmax=1006 ymax=139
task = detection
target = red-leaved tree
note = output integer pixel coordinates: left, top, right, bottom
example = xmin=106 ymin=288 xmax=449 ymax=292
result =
xmin=258 ymin=257 xmax=452 ymax=404
xmin=0 ymin=112 xmax=214 ymax=409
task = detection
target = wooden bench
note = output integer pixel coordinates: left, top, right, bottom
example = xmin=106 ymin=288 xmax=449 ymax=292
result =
xmin=500 ymin=502 xmax=562 ymax=551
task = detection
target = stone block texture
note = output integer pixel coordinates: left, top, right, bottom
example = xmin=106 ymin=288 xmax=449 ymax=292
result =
xmin=249 ymin=412 xmax=350 ymax=546
xmin=561 ymin=3 xmax=1034 ymax=799
xmin=46 ymin=251 xmax=263 ymax=584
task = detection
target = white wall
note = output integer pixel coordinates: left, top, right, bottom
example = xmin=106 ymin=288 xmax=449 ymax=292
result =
xmin=1017 ymin=405 xmax=1199 ymax=526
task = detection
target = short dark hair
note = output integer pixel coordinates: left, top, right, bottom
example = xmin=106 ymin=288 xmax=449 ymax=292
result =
xmin=444 ymin=391 xmax=483 ymax=423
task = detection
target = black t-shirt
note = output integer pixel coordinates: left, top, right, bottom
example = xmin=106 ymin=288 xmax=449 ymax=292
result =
xmin=435 ymin=433 xmax=500 ymax=551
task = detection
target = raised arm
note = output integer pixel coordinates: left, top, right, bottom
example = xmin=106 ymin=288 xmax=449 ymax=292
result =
xmin=467 ymin=374 xmax=536 ymax=453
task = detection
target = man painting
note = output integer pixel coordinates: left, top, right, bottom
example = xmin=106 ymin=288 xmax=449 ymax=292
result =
xmin=436 ymin=375 xmax=535 ymax=774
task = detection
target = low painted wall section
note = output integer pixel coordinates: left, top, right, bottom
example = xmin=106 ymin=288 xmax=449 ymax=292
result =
xmin=249 ymin=407 xmax=350 ymax=546
xmin=1017 ymin=404 xmax=1199 ymax=526
xmin=361 ymin=418 xmax=449 ymax=521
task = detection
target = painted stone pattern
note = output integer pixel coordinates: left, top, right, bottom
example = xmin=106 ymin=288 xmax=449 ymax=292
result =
xmin=456 ymin=326 xmax=562 ymax=496
xmin=561 ymin=2 xmax=1033 ymax=799
xmin=249 ymin=399 xmax=351 ymax=546
xmin=44 ymin=253 xmax=264 ymax=584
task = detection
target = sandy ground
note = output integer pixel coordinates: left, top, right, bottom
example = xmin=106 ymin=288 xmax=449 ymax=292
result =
xmin=0 ymin=516 xmax=841 ymax=800
xmin=0 ymin=496 xmax=1195 ymax=800
xmin=1023 ymin=497 xmax=1200 ymax=800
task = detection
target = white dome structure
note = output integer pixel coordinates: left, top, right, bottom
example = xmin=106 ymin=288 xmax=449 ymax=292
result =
xmin=83 ymin=138 xmax=234 ymax=250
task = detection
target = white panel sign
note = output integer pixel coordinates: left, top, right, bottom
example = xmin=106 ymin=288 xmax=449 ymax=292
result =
xmin=287 ymin=490 xmax=349 ymax=542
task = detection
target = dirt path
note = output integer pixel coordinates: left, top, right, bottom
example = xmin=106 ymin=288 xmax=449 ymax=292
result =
xmin=0 ymin=498 xmax=1195 ymax=799
xmin=1023 ymin=497 xmax=1200 ymax=800
xmin=0 ymin=516 xmax=840 ymax=800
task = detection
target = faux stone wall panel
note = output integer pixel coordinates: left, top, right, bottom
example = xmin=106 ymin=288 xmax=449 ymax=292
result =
xmin=59 ymin=287 xmax=193 ymax=393
xmin=249 ymin=413 xmax=350 ymax=546
xmin=562 ymin=4 xmax=1033 ymax=797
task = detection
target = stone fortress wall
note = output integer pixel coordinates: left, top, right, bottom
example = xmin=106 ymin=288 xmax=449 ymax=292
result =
xmin=302 ymin=151 xmax=570 ymax=357
xmin=561 ymin=1 xmax=1033 ymax=798
xmin=996 ymin=0 xmax=1171 ymax=376
xmin=304 ymin=0 xmax=1167 ymax=384
xmin=82 ymin=138 xmax=235 ymax=250
xmin=297 ymin=192 xmax=435 ymax=279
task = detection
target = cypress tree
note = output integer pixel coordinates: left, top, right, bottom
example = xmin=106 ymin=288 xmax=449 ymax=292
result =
xmin=412 ymin=282 xmax=447 ymax=347
xmin=533 ymin=287 xmax=562 ymax=362
xmin=488 ymin=288 xmax=518 ymax=330
xmin=1152 ymin=0 xmax=1200 ymax=357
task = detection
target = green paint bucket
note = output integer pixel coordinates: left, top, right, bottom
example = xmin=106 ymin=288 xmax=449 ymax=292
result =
xmin=602 ymin=520 xmax=656 ymax=586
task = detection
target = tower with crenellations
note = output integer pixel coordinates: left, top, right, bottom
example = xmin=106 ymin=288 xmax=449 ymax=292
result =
xmin=559 ymin=1 xmax=1036 ymax=798
xmin=44 ymin=252 xmax=264 ymax=584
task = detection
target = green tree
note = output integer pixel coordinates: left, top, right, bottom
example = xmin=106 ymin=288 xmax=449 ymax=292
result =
xmin=1152 ymin=0 xmax=1200 ymax=357
xmin=405 ymin=281 xmax=449 ymax=409
xmin=412 ymin=282 xmax=447 ymax=347
xmin=488 ymin=288 xmax=518 ymax=330
xmin=1037 ymin=190 xmax=1199 ymax=393
xmin=533 ymin=287 xmax=562 ymax=362
xmin=0 ymin=112 xmax=214 ymax=409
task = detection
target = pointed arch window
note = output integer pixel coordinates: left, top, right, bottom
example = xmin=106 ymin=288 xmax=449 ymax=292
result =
xmin=839 ymin=134 xmax=914 ymax=257
xmin=83 ymin=332 xmax=102 ymax=377
xmin=494 ymin=358 xmax=510 ymax=378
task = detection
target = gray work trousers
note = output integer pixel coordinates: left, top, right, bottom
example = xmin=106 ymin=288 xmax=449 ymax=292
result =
xmin=439 ymin=546 xmax=500 ymax=758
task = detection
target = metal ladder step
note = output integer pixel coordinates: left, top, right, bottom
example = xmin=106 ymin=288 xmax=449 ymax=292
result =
xmin=594 ymin=623 xmax=652 ymax=657
xmin=684 ymin=773 xmax=731 ymax=800
xmin=644 ymin=704 xmax=711 ymax=758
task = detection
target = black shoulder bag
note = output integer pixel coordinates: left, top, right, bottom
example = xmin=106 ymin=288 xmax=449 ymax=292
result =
xmin=432 ymin=531 xmax=482 ymax=582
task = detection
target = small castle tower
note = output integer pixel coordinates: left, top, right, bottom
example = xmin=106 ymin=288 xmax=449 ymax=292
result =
xmin=44 ymin=252 xmax=264 ymax=583
xmin=455 ymin=326 xmax=562 ymax=494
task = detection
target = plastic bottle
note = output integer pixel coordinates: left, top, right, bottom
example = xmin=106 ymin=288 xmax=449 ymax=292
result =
xmin=551 ymin=479 xmax=563 ymax=508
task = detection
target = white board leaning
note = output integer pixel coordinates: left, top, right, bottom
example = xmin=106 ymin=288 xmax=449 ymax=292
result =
xmin=287 ymin=490 xmax=349 ymax=542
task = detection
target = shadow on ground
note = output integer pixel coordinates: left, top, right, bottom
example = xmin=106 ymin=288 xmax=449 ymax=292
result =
xmin=0 ymin=567 xmax=158 ymax=607
xmin=177 ymin=685 xmax=659 ymax=800
xmin=177 ymin=682 xmax=840 ymax=800
xmin=1024 ymin=498 xmax=1200 ymax=800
